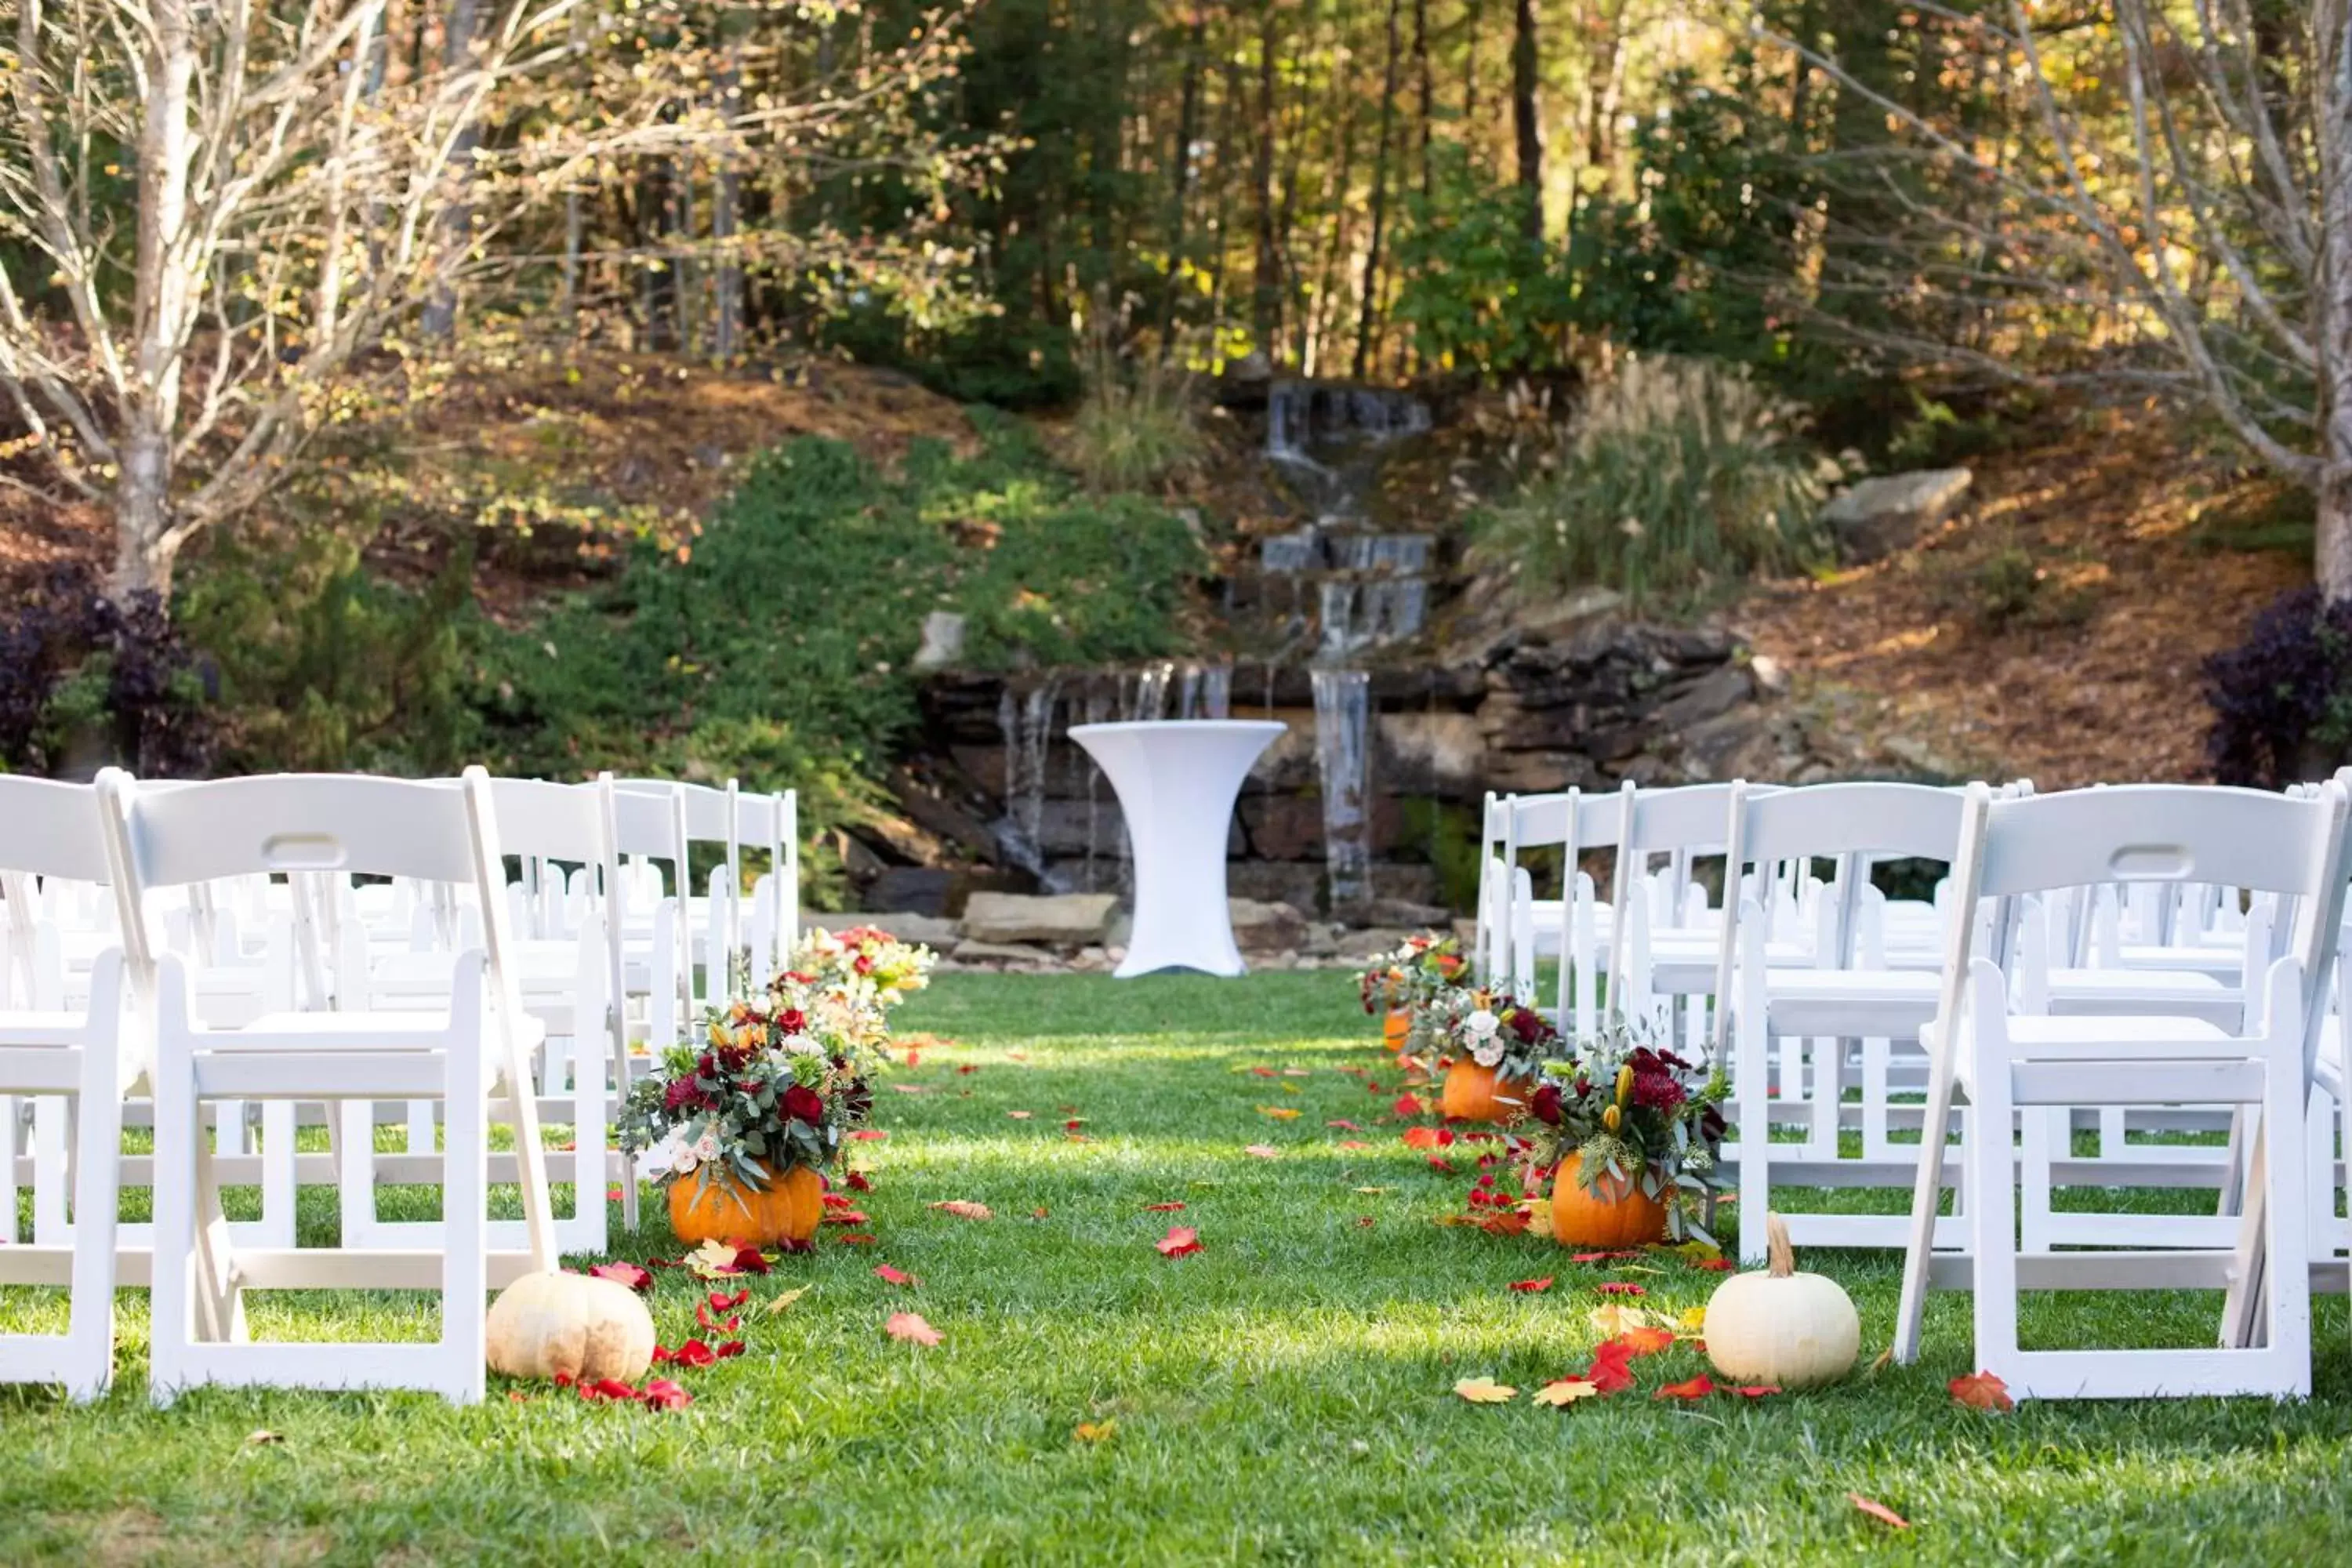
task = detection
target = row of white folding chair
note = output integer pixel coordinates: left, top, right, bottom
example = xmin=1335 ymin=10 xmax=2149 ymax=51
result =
xmin=1892 ymin=780 xmax=2349 ymax=1401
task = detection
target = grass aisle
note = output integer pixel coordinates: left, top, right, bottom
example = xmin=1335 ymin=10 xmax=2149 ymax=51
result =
xmin=3 ymin=971 xmax=2349 ymax=1563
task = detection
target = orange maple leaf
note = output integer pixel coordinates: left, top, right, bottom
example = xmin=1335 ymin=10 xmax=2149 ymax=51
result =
xmin=1655 ymin=1374 xmax=1715 ymax=1400
xmin=1452 ymin=1376 xmax=1517 ymax=1403
xmin=1401 ymin=1126 xmax=1453 ymax=1150
xmin=1507 ymin=1276 xmax=1555 ymax=1294
xmin=884 ymin=1311 xmax=942 ymax=1346
xmin=1949 ymin=1370 xmax=2014 ymax=1411
xmin=1606 ymin=1325 xmax=1677 ymax=1358
xmin=930 ymin=1200 xmax=993 ymax=1221
xmin=1530 ymin=1377 xmax=1601 ymax=1407
xmin=1848 ymin=1494 xmax=1911 ymax=1530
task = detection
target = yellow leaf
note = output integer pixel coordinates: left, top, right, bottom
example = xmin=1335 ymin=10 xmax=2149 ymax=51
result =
xmin=1521 ymin=1196 xmax=1554 ymax=1240
xmin=1453 ymin=1377 xmax=1518 ymax=1404
xmin=1677 ymin=1306 xmax=1709 ymax=1334
xmin=1073 ymin=1420 xmax=1118 ymax=1443
xmin=1256 ymin=1105 xmax=1302 ymax=1120
xmin=1530 ymin=1378 xmax=1600 ymax=1407
xmin=1588 ymin=1303 xmax=1650 ymax=1338
xmin=1352 ymin=1186 xmax=1393 ymax=1195
xmin=766 ymin=1287 xmax=811 ymax=1316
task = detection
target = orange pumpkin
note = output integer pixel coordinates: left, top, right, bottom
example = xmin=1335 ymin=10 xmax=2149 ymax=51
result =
xmin=667 ymin=1161 xmax=825 ymax=1247
xmin=1382 ymin=1010 xmax=1411 ymax=1054
xmin=1551 ymin=1152 xmax=1668 ymax=1249
xmin=1440 ymin=1061 xmax=1531 ymax=1124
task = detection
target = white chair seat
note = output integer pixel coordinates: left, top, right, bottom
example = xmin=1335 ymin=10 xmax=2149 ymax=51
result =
xmin=230 ymin=1010 xmax=547 ymax=1053
xmin=2046 ymin=967 xmax=2239 ymax=1028
xmin=1761 ymin=967 xmax=1940 ymax=1037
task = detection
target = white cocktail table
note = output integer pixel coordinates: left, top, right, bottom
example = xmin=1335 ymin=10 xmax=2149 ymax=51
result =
xmin=1068 ymin=720 xmax=1287 ymax=978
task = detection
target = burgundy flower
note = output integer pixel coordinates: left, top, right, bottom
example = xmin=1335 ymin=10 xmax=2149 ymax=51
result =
xmin=1530 ymin=1083 xmax=1563 ymax=1126
xmin=778 ymin=1008 xmax=808 ymax=1035
xmin=1505 ymin=1007 xmax=1544 ymax=1045
xmin=781 ymin=1084 xmax=826 ymax=1125
xmin=1632 ymin=1072 xmax=1686 ymax=1112
xmin=662 ymin=1077 xmax=711 ymax=1114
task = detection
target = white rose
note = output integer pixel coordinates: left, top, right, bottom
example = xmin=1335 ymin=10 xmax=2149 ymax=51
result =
xmin=693 ymin=1130 xmax=720 ymax=1160
xmin=1472 ymin=1040 xmax=1505 ymax=1069
xmin=1465 ymin=1009 xmax=1500 ymax=1040
xmin=672 ymin=1150 xmax=698 ymax=1176
xmin=781 ymin=1033 xmax=823 ymax=1058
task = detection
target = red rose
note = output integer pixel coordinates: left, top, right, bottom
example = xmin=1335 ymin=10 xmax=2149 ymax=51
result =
xmin=781 ymin=1084 xmax=826 ymax=1124
xmin=1530 ymin=1083 xmax=1563 ymax=1125
xmin=778 ymin=1008 xmax=808 ymax=1035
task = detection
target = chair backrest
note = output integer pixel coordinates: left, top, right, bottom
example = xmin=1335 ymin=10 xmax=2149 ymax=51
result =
xmin=1939 ymin=781 xmax=2350 ymax=1066
xmin=98 ymin=768 xmax=514 ymax=993
xmin=611 ymin=781 xmax=689 ymax=870
xmin=1729 ymin=779 xmax=1965 ymax=869
xmin=615 ymin=778 xmax=734 ymax=846
xmin=487 ymin=775 xmax=619 ymax=870
xmin=0 ymin=775 xmax=114 ymax=884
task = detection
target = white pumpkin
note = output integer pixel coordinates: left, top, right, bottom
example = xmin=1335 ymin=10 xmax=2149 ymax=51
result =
xmin=1702 ymin=1212 xmax=1860 ymax=1389
xmin=486 ymin=1271 xmax=656 ymax=1384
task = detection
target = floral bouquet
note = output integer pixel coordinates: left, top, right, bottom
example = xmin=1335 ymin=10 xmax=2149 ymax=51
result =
xmin=791 ymin=924 xmax=937 ymax=1009
xmin=619 ymin=988 xmax=885 ymax=1248
xmin=1524 ymin=1017 xmax=1730 ymax=1242
xmin=1354 ymin=933 xmax=1472 ymax=1054
xmin=1416 ymin=989 xmax=1558 ymax=1121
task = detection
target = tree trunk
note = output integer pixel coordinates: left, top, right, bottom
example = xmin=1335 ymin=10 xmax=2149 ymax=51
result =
xmin=1511 ymin=0 xmax=1544 ymax=241
xmin=2317 ymin=12 xmax=2352 ymax=603
xmin=1463 ymin=0 xmax=1486 ymax=137
xmin=1161 ymin=14 xmax=1208 ymax=347
xmin=1412 ymin=0 xmax=1433 ymax=201
xmin=114 ymin=0 xmax=198 ymax=600
xmin=1354 ymin=0 xmax=1403 ymax=380
xmin=420 ymin=0 xmax=480 ymax=339
xmin=1250 ymin=4 xmax=1283 ymax=357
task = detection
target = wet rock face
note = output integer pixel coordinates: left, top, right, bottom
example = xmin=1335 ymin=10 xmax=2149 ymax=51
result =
xmin=879 ymin=612 xmax=1829 ymax=920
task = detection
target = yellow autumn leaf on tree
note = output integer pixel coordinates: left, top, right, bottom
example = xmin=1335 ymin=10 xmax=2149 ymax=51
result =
xmin=1531 ymin=1378 xmax=1601 ymax=1407
xmin=1454 ymin=1377 xmax=1518 ymax=1404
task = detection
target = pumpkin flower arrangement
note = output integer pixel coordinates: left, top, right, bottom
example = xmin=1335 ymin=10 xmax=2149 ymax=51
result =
xmin=1354 ymin=931 xmax=1470 ymax=1051
xmin=618 ymin=982 xmax=887 ymax=1250
xmin=791 ymin=925 xmax=937 ymax=1009
xmin=1526 ymin=1017 xmax=1730 ymax=1244
xmin=1416 ymin=989 xmax=1558 ymax=1123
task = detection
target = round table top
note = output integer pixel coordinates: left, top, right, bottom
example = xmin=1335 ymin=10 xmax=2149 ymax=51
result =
xmin=1066 ymin=719 xmax=1288 ymax=739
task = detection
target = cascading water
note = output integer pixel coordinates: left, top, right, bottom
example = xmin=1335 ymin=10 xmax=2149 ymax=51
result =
xmin=1312 ymin=669 xmax=1374 ymax=913
xmin=1259 ymin=379 xmax=1433 ymax=915
xmin=994 ymin=681 xmax=1067 ymax=891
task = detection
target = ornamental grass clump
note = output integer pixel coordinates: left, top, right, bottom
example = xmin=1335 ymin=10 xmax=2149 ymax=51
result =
xmin=1482 ymin=354 xmax=1832 ymax=612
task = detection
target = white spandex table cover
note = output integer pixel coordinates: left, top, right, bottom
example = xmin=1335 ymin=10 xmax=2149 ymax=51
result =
xmin=1069 ymin=720 xmax=1287 ymax=978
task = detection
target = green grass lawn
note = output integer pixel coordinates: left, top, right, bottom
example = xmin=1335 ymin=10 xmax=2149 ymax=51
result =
xmin=4 ymin=971 xmax=2350 ymax=1564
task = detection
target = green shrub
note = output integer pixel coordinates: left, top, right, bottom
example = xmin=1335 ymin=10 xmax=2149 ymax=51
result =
xmin=1479 ymin=355 xmax=1831 ymax=613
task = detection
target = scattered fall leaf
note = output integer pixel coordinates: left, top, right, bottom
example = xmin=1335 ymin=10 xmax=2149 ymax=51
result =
xmin=1595 ymin=1282 xmax=1647 ymax=1297
xmin=1453 ymin=1377 xmax=1518 ymax=1404
xmin=1156 ymin=1225 xmax=1203 ymax=1258
xmin=245 ymin=1429 xmax=283 ymax=1447
xmin=1007 ymin=1111 xmax=1034 ymax=1120
xmin=1250 ymin=1066 xmax=1277 ymax=1078
xmin=1392 ymin=1093 xmax=1425 ymax=1118
xmin=1327 ymin=1120 xmax=1363 ymax=1131
xmin=1950 ymin=1370 xmax=2015 ymax=1411
xmin=765 ymin=1287 xmax=811 ymax=1316
xmin=1257 ymin=1105 xmax=1301 ymax=1120
xmin=1338 ymin=1139 xmax=1372 ymax=1149
xmin=586 ymin=1262 xmax=652 ymax=1294
xmin=641 ymin=1377 xmax=694 ymax=1410
xmin=835 ymin=1232 xmax=879 ymax=1246
xmin=1656 ymin=1374 xmax=1716 ymax=1400
xmin=1145 ymin=1202 xmax=1187 ymax=1212
xmin=890 ymin=1083 xmax=931 ymax=1094
xmin=930 ymin=1200 xmax=993 ymax=1221
xmin=1588 ymin=1303 xmax=1650 ymax=1338
xmin=1073 ymin=1420 xmax=1118 ymax=1443
xmin=885 ymin=1312 xmax=942 ymax=1347
xmin=848 ymin=1130 xmax=887 ymax=1142
xmin=1530 ymin=1379 xmax=1602 ymax=1407
xmin=1402 ymin=1126 xmax=1453 ymax=1150
xmin=1608 ymin=1326 xmax=1678 ymax=1358
xmin=1848 ymin=1494 xmax=1911 ymax=1530
xmin=1508 ymin=1276 xmax=1555 ymax=1294
xmin=1730 ymin=1385 xmax=1782 ymax=1399
xmin=1244 ymin=1144 xmax=1281 ymax=1158
xmin=874 ymin=1265 xmax=920 ymax=1288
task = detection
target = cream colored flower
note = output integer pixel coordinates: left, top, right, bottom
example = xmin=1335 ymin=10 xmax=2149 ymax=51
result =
xmin=1465 ymin=1009 xmax=1500 ymax=1040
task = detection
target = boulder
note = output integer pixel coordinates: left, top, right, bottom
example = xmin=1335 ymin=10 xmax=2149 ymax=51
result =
xmin=959 ymin=891 xmax=1119 ymax=946
xmin=949 ymin=938 xmax=1059 ymax=965
xmin=911 ymin=611 xmax=967 ymax=672
xmin=1229 ymin=898 xmax=1308 ymax=953
xmin=1820 ymin=469 xmax=1973 ymax=564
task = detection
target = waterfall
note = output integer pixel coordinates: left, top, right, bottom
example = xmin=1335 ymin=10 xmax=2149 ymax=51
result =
xmin=1178 ymin=664 xmax=1202 ymax=720
xmin=1312 ymin=669 xmax=1373 ymax=913
xmin=993 ymin=681 xmax=1066 ymax=891
xmin=1201 ymin=662 xmax=1232 ymax=720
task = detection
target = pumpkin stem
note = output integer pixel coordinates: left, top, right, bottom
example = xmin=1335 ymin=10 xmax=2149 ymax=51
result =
xmin=1765 ymin=1210 xmax=1795 ymax=1278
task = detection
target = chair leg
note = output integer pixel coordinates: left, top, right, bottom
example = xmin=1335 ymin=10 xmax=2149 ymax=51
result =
xmin=0 ymin=1094 xmax=17 ymax=1247
xmin=147 ymin=1034 xmax=198 ymax=1406
xmin=2256 ymin=1045 xmax=2310 ymax=1392
xmin=1735 ymin=1005 xmax=1770 ymax=1265
xmin=441 ymin=1038 xmax=488 ymax=1406
xmin=1967 ymin=1049 xmax=2020 ymax=1381
xmin=62 ymin=1044 xmax=122 ymax=1404
xmin=191 ymin=1112 xmax=245 ymax=1347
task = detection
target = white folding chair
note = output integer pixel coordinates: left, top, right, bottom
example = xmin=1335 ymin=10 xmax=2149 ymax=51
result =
xmin=608 ymin=784 xmax=692 ymax=1233
xmin=101 ymin=767 xmax=557 ymax=1405
xmin=1893 ymin=781 xmax=2348 ymax=1401
xmin=0 ymin=778 xmax=133 ymax=1402
xmin=737 ymin=788 xmax=800 ymax=985
xmin=1711 ymin=780 xmax=1963 ymax=1260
